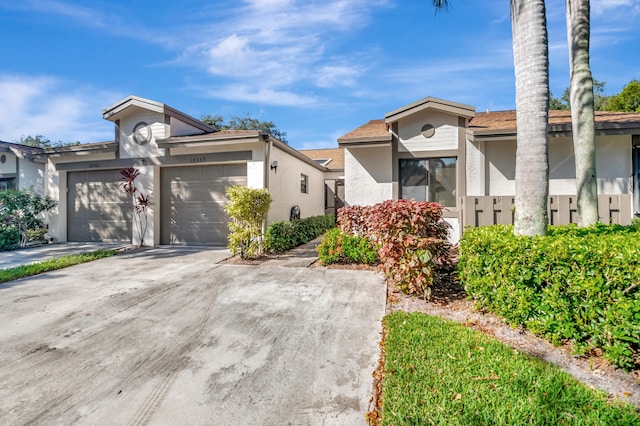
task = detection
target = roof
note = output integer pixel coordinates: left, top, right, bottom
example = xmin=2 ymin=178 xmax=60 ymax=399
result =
xmin=299 ymin=148 xmax=344 ymax=170
xmin=340 ymin=110 xmax=640 ymax=145
xmin=102 ymin=95 xmax=216 ymax=134
xmin=337 ymin=120 xmax=390 ymax=145
xmin=385 ymin=96 xmax=475 ymax=123
xmin=470 ymin=110 xmax=640 ymax=136
xmin=0 ymin=141 xmax=46 ymax=163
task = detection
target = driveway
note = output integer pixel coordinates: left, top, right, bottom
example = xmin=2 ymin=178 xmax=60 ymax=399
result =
xmin=0 ymin=248 xmax=386 ymax=425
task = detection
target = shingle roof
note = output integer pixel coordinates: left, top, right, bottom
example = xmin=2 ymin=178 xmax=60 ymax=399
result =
xmin=470 ymin=110 xmax=640 ymax=133
xmin=337 ymin=119 xmax=389 ymax=142
xmin=0 ymin=140 xmax=45 ymax=156
xmin=299 ymin=148 xmax=344 ymax=170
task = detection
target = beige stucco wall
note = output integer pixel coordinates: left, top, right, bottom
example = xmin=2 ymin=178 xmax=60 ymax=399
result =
xmin=267 ymin=145 xmax=325 ymax=223
xmin=481 ymin=134 xmax=631 ymax=196
xmin=119 ymin=110 xmax=167 ymax=159
xmin=397 ymin=110 xmax=459 ymax=153
xmin=465 ymin=139 xmax=485 ymax=196
xmin=344 ymin=146 xmax=392 ymax=206
xmin=133 ymin=165 xmax=155 ymax=246
xmin=169 ymin=117 xmax=207 ymax=137
xmin=46 ymin=160 xmax=65 ymax=242
xmin=0 ymin=153 xmax=17 ymax=174
xmin=18 ymin=159 xmax=45 ymax=194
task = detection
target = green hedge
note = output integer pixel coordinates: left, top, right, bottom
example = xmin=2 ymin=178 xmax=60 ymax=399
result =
xmin=316 ymin=227 xmax=380 ymax=265
xmin=458 ymin=223 xmax=640 ymax=370
xmin=265 ymin=214 xmax=335 ymax=253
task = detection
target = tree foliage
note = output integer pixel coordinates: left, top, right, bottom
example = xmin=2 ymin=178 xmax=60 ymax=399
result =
xmin=605 ymin=79 xmax=640 ymax=112
xmin=201 ymin=114 xmax=288 ymax=144
xmin=549 ymin=78 xmax=640 ymax=112
xmin=17 ymin=135 xmax=80 ymax=149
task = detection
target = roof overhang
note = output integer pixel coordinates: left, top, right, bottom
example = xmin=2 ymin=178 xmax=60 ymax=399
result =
xmin=384 ymin=97 xmax=475 ymax=124
xmin=102 ymin=95 xmax=216 ymax=134
xmin=468 ymin=123 xmax=640 ymax=142
xmin=0 ymin=143 xmax=46 ymax=163
xmin=156 ymin=131 xmax=265 ymax=149
xmin=43 ymin=142 xmax=118 ymax=158
xmin=338 ymin=137 xmax=391 ymax=148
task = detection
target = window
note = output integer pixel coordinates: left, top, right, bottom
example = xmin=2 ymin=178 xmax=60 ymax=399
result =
xmin=0 ymin=178 xmax=16 ymax=190
xmin=399 ymin=157 xmax=457 ymax=207
xmin=300 ymin=174 xmax=309 ymax=194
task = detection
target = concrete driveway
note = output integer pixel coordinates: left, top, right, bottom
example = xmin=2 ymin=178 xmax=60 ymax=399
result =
xmin=0 ymin=248 xmax=386 ymax=425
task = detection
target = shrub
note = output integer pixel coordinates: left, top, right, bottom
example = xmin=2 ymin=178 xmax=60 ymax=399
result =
xmin=265 ymin=214 xmax=335 ymax=253
xmin=337 ymin=199 xmax=451 ymax=298
xmin=0 ymin=189 xmax=56 ymax=249
xmin=458 ymin=223 xmax=640 ymax=370
xmin=0 ymin=225 xmax=20 ymax=251
xmin=316 ymin=227 xmax=379 ymax=265
xmin=225 ymin=186 xmax=272 ymax=259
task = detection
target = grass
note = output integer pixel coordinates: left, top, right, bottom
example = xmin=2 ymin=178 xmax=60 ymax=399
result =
xmin=376 ymin=312 xmax=640 ymax=426
xmin=0 ymin=250 xmax=117 ymax=284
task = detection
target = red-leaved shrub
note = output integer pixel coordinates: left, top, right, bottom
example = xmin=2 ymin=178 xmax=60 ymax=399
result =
xmin=338 ymin=199 xmax=451 ymax=298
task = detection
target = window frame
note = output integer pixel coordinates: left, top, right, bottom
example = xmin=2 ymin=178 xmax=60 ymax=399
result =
xmin=300 ymin=173 xmax=309 ymax=194
xmin=399 ymin=156 xmax=457 ymax=208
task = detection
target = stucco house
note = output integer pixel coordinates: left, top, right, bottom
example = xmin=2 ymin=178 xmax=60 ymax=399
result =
xmin=37 ymin=95 xmax=325 ymax=245
xmin=299 ymin=148 xmax=345 ymax=215
xmin=0 ymin=141 xmax=46 ymax=193
xmin=338 ymin=96 xmax=640 ymax=242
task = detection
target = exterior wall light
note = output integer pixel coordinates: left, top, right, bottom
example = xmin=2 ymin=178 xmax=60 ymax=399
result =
xmin=270 ymin=160 xmax=278 ymax=173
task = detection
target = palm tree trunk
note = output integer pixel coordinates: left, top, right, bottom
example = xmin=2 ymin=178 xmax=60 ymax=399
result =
xmin=511 ymin=0 xmax=550 ymax=236
xmin=567 ymin=0 xmax=598 ymax=226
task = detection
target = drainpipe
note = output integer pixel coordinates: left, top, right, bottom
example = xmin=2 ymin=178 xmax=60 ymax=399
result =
xmin=262 ymin=133 xmax=272 ymax=233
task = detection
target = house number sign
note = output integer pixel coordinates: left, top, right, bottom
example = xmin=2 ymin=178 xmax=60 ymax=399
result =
xmin=190 ymin=156 xmax=206 ymax=163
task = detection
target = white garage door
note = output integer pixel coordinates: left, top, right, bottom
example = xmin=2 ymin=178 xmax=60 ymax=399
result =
xmin=160 ymin=164 xmax=247 ymax=245
xmin=67 ymin=170 xmax=132 ymax=242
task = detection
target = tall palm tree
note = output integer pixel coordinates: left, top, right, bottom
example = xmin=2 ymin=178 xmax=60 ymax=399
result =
xmin=511 ymin=0 xmax=550 ymax=236
xmin=432 ymin=0 xmax=550 ymax=235
xmin=567 ymin=0 xmax=598 ymax=226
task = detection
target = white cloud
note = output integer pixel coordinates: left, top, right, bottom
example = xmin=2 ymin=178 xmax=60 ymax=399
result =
xmin=0 ymin=75 xmax=120 ymax=143
xmin=207 ymin=84 xmax=318 ymax=107
xmin=315 ymin=64 xmax=361 ymax=88
xmin=183 ymin=0 xmax=390 ymax=104
xmin=592 ymin=0 xmax=640 ymax=15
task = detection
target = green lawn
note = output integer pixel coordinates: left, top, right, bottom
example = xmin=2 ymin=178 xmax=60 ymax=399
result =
xmin=0 ymin=250 xmax=117 ymax=284
xmin=376 ymin=312 xmax=639 ymax=425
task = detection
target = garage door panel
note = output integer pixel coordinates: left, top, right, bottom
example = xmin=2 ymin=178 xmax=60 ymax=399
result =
xmin=68 ymin=170 xmax=132 ymax=242
xmin=161 ymin=164 xmax=246 ymax=245
xmin=223 ymin=164 xmax=246 ymax=177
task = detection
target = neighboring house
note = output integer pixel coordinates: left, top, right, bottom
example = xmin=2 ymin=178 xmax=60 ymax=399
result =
xmin=299 ymin=148 xmax=345 ymax=215
xmin=338 ymin=96 xmax=640 ymax=242
xmin=0 ymin=141 xmax=46 ymax=193
xmin=41 ymin=95 xmax=325 ymax=245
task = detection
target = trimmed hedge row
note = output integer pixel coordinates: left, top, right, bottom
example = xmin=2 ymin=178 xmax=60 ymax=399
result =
xmin=265 ymin=214 xmax=335 ymax=253
xmin=458 ymin=223 xmax=640 ymax=370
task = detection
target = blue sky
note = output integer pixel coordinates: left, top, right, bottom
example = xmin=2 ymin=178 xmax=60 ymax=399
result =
xmin=0 ymin=0 xmax=638 ymax=150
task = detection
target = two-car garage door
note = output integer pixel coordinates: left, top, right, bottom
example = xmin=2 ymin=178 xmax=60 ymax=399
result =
xmin=161 ymin=164 xmax=246 ymax=245
xmin=67 ymin=164 xmax=246 ymax=245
